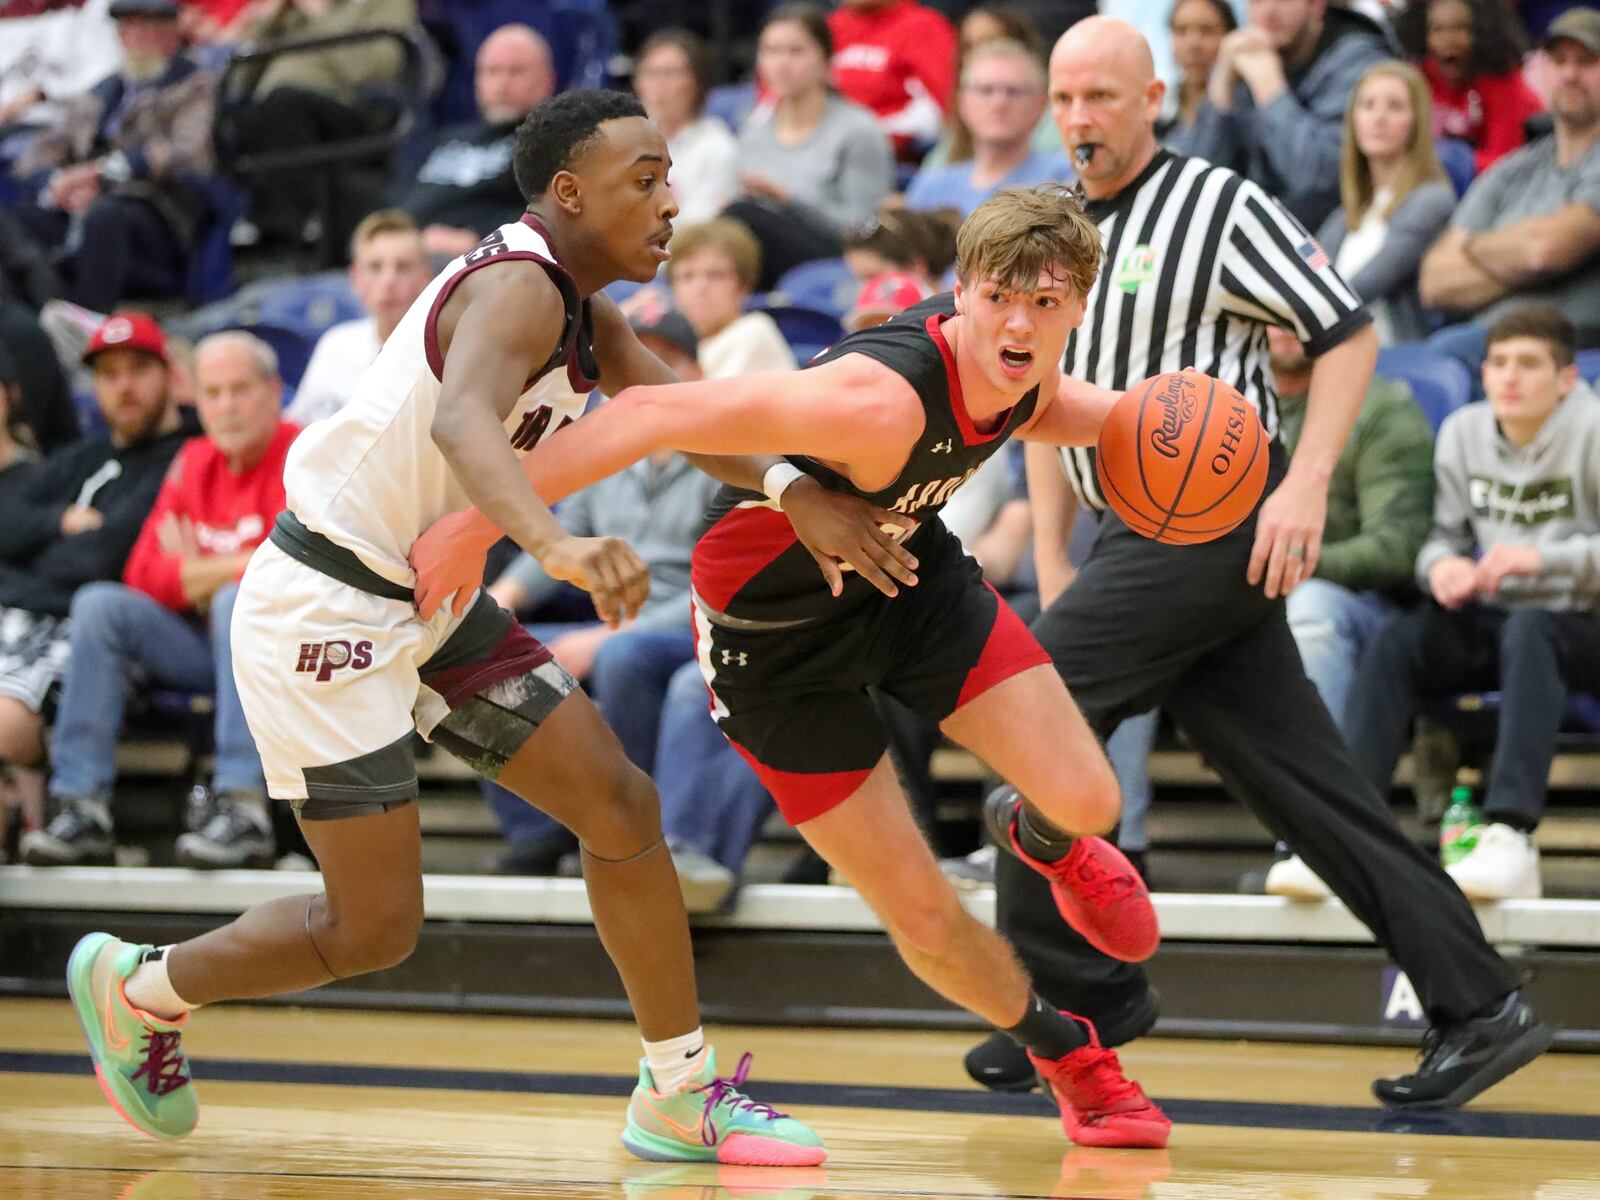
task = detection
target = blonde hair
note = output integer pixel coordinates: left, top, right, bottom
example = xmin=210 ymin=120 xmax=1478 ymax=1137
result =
xmin=666 ymin=218 xmax=762 ymax=293
xmin=1340 ymin=62 xmax=1448 ymax=227
xmin=956 ymin=183 xmax=1101 ymax=298
xmin=349 ymin=208 xmax=421 ymax=259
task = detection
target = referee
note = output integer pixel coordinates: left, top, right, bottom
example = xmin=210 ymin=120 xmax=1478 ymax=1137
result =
xmin=979 ymin=17 xmax=1550 ymax=1113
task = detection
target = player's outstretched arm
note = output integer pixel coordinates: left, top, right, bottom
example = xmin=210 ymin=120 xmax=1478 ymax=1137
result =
xmin=1015 ymin=366 xmax=1122 ymax=447
xmin=423 ymin=263 xmax=649 ymax=622
xmin=527 ymin=355 xmax=923 ymax=503
xmin=587 ymin=298 xmax=921 ymax=598
xmin=416 ymin=353 xmax=924 ymax=585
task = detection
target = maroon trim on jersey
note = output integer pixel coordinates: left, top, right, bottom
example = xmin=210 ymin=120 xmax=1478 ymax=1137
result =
xmin=954 ymin=585 xmax=1053 ymax=710
xmin=422 ymin=623 xmax=554 ymax=710
xmin=691 ymin=504 xmax=800 ymax=613
xmin=925 ymin=313 xmax=1016 ymax=447
xmin=423 ymin=250 xmax=570 ymax=382
xmin=520 ymin=213 xmax=569 ymax=272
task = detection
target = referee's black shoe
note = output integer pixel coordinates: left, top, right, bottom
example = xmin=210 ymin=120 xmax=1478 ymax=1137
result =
xmin=964 ymin=987 xmax=1161 ymax=1092
xmin=1373 ymin=990 xmax=1553 ymax=1109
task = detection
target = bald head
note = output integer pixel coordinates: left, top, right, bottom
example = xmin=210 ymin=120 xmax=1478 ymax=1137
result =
xmin=1048 ymin=16 xmax=1163 ymax=199
xmin=477 ymin=24 xmax=555 ymax=124
xmin=1051 ymin=17 xmax=1156 ymax=86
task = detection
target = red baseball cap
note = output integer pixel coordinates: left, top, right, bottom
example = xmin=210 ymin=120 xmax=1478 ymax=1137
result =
xmin=83 ymin=312 xmax=168 ymax=364
xmin=846 ymin=271 xmax=931 ymax=332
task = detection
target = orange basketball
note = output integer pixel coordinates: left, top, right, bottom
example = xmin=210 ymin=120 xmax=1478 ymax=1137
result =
xmin=1095 ymin=370 xmax=1269 ymax=545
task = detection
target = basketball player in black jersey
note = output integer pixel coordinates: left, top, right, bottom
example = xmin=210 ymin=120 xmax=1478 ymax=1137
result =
xmin=414 ymin=184 xmax=1173 ymax=1149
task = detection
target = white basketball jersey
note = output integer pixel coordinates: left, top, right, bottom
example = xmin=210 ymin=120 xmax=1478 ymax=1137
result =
xmin=282 ymin=215 xmax=595 ymax=587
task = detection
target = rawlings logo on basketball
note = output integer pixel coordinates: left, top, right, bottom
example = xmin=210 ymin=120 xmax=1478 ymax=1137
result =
xmin=296 ymin=640 xmax=374 ymax=682
xmin=1148 ymin=374 xmax=1196 ymax=460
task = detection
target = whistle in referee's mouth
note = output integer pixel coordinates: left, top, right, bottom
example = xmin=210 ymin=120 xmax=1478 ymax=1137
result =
xmin=1074 ymin=144 xmax=1096 ymax=166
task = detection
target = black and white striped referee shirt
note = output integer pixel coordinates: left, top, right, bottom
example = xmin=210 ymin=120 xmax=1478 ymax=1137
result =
xmin=1061 ymin=150 xmax=1371 ymax=513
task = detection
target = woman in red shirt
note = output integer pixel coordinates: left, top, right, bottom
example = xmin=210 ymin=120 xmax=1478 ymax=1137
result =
xmin=1398 ymin=0 xmax=1544 ymax=174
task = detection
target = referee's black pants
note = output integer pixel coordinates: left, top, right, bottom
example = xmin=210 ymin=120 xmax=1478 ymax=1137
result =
xmin=999 ymin=483 xmax=1520 ymax=1028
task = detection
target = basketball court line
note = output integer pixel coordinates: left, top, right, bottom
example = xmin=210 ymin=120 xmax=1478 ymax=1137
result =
xmin=4 ymin=1050 xmax=1594 ymax=1143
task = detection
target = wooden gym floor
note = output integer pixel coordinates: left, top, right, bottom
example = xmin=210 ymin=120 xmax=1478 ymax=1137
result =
xmin=1 ymin=999 xmax=1595 ymax=1199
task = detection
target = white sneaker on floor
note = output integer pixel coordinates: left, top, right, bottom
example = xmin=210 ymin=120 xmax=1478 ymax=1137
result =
xmin=1446 ymin=823 xmax=1542 ymax=900
xmin=1265 ymin=854 xmax=1331 ymax=901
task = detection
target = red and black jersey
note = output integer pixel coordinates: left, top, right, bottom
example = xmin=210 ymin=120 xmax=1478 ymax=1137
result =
xmin=692 ymin=299 xmax=1038 ymax=627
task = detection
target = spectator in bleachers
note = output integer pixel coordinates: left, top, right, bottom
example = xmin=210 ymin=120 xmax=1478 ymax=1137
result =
xmin=22 ymin=331 xmax=297 ymax=867
xmin=1316 ymin=62 xmax=1457 ymax=345
xmin=480 ymin=310 xmax=724 ymax=886
xmin=1344 ymin=305 xmax=1600 ymax=901
xmin=904 ymin=39 xmax=1072 ymax=215
xmin=1156 ymin=0 xmax=1237 ymax=154
xmin=828 ymin=0 xmax=960 ymax=157
xmin=920 ymin=5 xmax=1068 ymax=171
xmin=664 ymin=219 xmax=797 ymax=377
xmin=9 ymin=0 xmax=218 ymax=311
xmin=0 ymin=0 xmax=124 ymax=131
xmin=284 ymin=209 xmax=429 ymax=425
xmin=390 ymin=24 xmax=553 ymax=261
xmin=1396 ymin=0 xmax=1543 ymax=174
xmin=223 ymin=0 xmax=417 ymax=248
xmin=633 ymin=30 xmax=739 ymax=225
xmin=0 ymin=313 xmax=189 ymax=792
xmin=727 ymin=4 xmax=896 ymax=290
xmin=840 ymin=205 xmax=959 ymax=290
xmin=1419 ymin=9 xmax=1600 ymax=357
xmin=0 ymin=289 xmax=76 ymax=451
xmin=1187 ymin=0 xmax=1390 ymax=229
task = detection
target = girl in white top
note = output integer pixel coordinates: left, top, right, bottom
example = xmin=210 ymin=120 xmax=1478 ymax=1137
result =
xmin=633 ymin=30 xmax=739 ymax=224
xmin=1317 ymin=62 xmax=1457 ymax=345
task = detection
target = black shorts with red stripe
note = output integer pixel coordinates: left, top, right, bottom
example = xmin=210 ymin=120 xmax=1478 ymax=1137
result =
xmin=691 ymin=524 xmax=1050 ymax=825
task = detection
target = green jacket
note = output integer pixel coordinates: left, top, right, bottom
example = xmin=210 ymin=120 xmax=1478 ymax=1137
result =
xmin=1276 ymin=376 xmax=1435 ymax=595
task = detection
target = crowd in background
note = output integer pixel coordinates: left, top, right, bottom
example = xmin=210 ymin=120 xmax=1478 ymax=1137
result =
xmin=0 ymin=0 xmax=1597 ymax=908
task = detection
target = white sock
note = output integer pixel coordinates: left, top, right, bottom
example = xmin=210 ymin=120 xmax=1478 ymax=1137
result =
xmin=123 ymin=946 xmax=197 ymax=1022
xmin=643 ymin=1027 xmax=707 ymax=1094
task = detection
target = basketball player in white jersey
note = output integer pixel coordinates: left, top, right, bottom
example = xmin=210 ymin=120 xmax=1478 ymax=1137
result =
xmin=63 ymin=90 xmax=916 ymax=1165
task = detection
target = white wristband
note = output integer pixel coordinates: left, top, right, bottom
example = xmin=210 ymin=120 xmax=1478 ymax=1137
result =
xmin=761 ymin=463 xmax=806 ymax=505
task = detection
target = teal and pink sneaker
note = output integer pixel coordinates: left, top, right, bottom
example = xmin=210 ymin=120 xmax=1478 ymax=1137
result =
xmin=66 ymin=933 xmax=198 ymax=1140
xmin=622 ymin=1049 xmax=826 ymax=1166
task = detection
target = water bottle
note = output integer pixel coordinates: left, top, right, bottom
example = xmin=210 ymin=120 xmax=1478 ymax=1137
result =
xmin=1440 ymin=785 xmax=1483 ymax=866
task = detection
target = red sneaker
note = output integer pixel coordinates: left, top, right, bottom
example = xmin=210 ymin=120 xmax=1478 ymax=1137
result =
xmin=1010 ymin=830 xmax=1159 ymax=962
xmin=1029 ymin=1026 xmax=1171 ymax=1150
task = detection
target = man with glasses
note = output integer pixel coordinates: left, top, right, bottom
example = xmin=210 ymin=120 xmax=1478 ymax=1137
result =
xmin=904 ymin=38 xmax=1072 ymax=216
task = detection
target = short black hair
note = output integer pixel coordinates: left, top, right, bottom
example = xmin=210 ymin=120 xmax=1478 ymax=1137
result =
xmin=514 ymin=89 xmax=649 ymax=201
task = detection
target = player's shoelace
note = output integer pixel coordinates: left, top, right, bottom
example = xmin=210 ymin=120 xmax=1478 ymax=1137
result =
xmin=1066 ymin=843 xmax=1145 ymax=903
xmin=1057 ymin=1046 xmax=1146 ymax=1109
xmin=696 ymin=1052 xmax=786 ymax=1145
xmin=129 ymin=1029 xmax=190 ymax=1097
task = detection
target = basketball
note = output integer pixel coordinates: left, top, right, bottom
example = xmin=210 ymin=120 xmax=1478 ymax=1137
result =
xmin=1095 ymin=370 xmax=1269 ymax=545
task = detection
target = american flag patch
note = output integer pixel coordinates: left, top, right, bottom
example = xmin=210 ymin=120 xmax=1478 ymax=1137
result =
xmin=1298 ymin=239 xmax=1330 ymax=271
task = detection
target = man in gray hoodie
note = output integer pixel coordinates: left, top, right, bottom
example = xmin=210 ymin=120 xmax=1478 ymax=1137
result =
xmin=1186 ymin=0 xmax=1390 ymax=230
xmin=1344 ymin=304 xmax=1600 ymax=901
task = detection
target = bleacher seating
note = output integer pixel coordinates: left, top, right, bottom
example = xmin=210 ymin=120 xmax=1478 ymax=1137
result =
xmin=748 ymin=299 xmax=844 ymax=365
xmin=1575 ymin=348 xmax=1600 ymax=385
xmin=1375 ymin=345 xmax=1475 ymax=433
xmin=773 ymin=258 xmax=859 ymax=320
xmin=1435 ymin=137 xmax=1476 ymax=198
